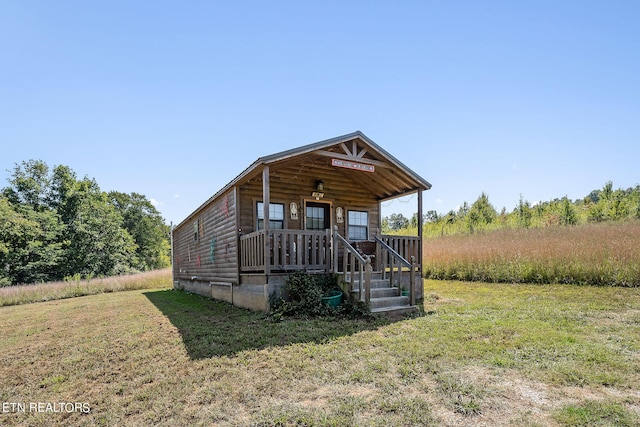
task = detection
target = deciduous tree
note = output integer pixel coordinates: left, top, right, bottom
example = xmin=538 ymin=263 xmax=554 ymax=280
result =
xmin=0 ymin=160 xmax=170 ymax=285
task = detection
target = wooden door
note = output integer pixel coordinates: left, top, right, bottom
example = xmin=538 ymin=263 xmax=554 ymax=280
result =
xmin=305 ymin=201 xmax=331 ymax=231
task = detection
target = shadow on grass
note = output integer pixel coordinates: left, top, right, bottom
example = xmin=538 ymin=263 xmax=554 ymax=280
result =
xmin=144 ymin=289 xmax=398 ymax=360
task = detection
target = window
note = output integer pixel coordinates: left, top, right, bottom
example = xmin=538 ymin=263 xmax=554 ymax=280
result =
xmin=306 ymin=202 xmax=330 ymax=230
xmin=348 ymin=210 xmax=368 ymax=241
xmin=257 ymin=202 xmax=285 ymax=230
xmin=194 ymin=218 xmax=203 ymax=241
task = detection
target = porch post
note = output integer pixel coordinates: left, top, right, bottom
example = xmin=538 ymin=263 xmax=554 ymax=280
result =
xmin=170 ymin=222 xmax=175 ymax=284
xmin=333 ymin=225 xmax=338 ymax=274
xmin=418 ymin=189 xmax=423 ymax=261
xmin=263 ymin=165 xmax=271 ymax=275
xmin=417 ymin=190 xmax=423 ymax=301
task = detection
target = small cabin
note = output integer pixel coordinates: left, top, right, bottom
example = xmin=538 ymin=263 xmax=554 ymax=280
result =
xmin=171 ymin=131 xmax=431 ymax=313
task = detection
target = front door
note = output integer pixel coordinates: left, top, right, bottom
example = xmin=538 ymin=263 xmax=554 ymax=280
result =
xmin=305 ymin=201 xmax=331 ymax=231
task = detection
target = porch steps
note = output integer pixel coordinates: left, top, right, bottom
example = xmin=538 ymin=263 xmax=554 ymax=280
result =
xmin=348 ymin=274 xmax=418 ymax=316
xmin=370 ymin=305 xmax=420 ymax=316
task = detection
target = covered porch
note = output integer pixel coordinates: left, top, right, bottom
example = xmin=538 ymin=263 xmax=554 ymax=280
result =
xmin=237 ymin=132 xmax=430 ymax=311
xmin=239 ymin=227 xmax=422 ymax=307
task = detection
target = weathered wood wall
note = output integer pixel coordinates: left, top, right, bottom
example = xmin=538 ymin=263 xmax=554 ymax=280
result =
xmin=237 ymin=160 xmax=381 ymax=238
xmin=173 ymin=188 xmax=239 ymax=284
xmin=173 ymin=156 xmax=392 ymax=283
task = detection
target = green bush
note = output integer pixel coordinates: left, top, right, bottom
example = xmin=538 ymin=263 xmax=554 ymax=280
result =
xmin=286 ymin=271 xmax=326 ymax=316
xmin=269 ymin=271 xmax=372 ymax=320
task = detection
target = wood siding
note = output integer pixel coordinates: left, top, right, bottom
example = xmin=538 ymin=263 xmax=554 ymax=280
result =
xmin=173 ymin=188 xmax=238 ymax=283
xmin=237 ymin=161 xmax=381 ymax=239
xmin=172 ymin=135 xmax=426 ymax=284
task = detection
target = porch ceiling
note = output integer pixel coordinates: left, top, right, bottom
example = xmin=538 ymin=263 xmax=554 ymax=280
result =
xmin=269 ymin=152 xmax=422 ymax=200
xmin=241 ymin=131 xmax=431 ymax=201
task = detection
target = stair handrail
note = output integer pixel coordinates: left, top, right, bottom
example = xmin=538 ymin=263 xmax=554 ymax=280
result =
xmin=374 ymin=235 xmax=416 ymax=306
xmin=333 ymin=226 xmax=372 ymax=305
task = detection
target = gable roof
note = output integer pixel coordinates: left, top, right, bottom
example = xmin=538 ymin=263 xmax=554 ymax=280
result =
xmin=241 ymin=130 xmax=430 ymax=192
xmin=178 ymin=131 xmax=431 ymax=227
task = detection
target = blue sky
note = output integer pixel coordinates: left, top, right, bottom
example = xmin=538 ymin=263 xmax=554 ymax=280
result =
xmin=1 ymin=1 xmax=639 ymax=225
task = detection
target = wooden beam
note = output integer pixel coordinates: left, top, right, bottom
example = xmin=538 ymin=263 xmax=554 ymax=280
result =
xmin=418 ymin=189 xmax=423 ymax=287
xmin=234 ymin=186 xmax=241 ymax=286
xmin=371 ymin=168 xmax=407 ymax=195
xmin=263 ymin=165 xmax=271 ymax=275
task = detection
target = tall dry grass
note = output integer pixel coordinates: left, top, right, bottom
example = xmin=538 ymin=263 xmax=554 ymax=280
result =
xmin=0 ymin=268 xmax=172 ymax=307
xmin=423 ymin=221 xmax=640 ymax=286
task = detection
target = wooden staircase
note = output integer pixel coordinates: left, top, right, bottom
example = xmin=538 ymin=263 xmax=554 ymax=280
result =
xmin=333 ymin=227 xmax=420 ymax=317
xmin=349 ymin=272 xmax=418 ymax=316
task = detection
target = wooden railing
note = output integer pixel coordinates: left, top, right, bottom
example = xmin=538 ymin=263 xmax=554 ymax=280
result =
xmin=239 ymin=231 xmax=265 ymax=272
xmin=240 ymin=229 xmax=331 ymax=272
xmin=333 ymin=226 xmax=372 ymax=304
xmin=375 ymin=235 xmax=418 ymax=306
xmin=238 ymin=229 xmax=419 ymax=307
xmin=377 ymin=235 xmax=420 ymax=266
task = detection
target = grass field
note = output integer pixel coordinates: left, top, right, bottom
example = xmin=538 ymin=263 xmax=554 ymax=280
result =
xmin=1 ymin=277 xmax=639 ymax=426
xmin=423 ymin=221 xmax=640 ymax=286
xmin=0 ymin=268 xmax=171 ymax=307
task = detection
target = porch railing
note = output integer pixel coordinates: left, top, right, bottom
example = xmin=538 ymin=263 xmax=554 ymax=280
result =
xmin=239 ymin=229 xmax=420 ymax=306
xmin=240 ymin=229 xmax=331 ymax=272
xmin=239 ymin=230 xmax=265 ymax=271
xmin=333 ymin=226 xmax=372 ymax=304
xmin=377 ymin=235 xmax=420 ymax=267
xmin=375 ymin=235 xmax=418 ymax=306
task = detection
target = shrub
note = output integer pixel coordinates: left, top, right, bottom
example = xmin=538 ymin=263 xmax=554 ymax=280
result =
xmin=286 ymin=271 xmax=326 ymax=316
xmin=270 ymin=271 xmax=372 ymax=319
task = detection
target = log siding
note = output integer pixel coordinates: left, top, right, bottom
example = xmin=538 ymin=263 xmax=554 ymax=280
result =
xmin=173 ymin=188 xmax=238 ymax=284
xmin=171 ymin=131 xmax=431 ymax=311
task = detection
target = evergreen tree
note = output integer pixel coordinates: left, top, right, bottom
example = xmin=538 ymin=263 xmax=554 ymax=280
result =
xmin=466 ymin=192 xmax=497 ymax=233
xmin=517 ymin=196 xmax=532 ymax=228
xmin=559 ymin=197 xmax=578 ymax=226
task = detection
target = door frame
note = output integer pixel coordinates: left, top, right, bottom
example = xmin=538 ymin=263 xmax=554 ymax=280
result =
xmin=303 ymin=199 xmax=333 ymax=231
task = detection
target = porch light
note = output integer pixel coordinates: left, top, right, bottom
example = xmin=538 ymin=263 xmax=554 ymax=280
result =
xmin=312 ymin=180 xmax=325 ymax=200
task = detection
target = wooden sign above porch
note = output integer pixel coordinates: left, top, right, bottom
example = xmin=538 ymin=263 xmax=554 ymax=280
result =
xmin=331 ymin=158 xmax=375 ymax=173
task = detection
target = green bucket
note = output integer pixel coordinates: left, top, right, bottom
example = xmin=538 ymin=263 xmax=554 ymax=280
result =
xmin=321 ymin=290 xmax=343 ymax=307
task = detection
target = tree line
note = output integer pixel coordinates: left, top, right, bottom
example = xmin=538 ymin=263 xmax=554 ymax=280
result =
xmin=383 ymin=181 xmax=640 ymax=237
xmin=0 ymin=160 xmax=171 ymax=286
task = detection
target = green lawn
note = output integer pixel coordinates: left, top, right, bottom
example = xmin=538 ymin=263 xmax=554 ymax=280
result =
xmin=1 ymin=280 xmax=639 ymax=426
